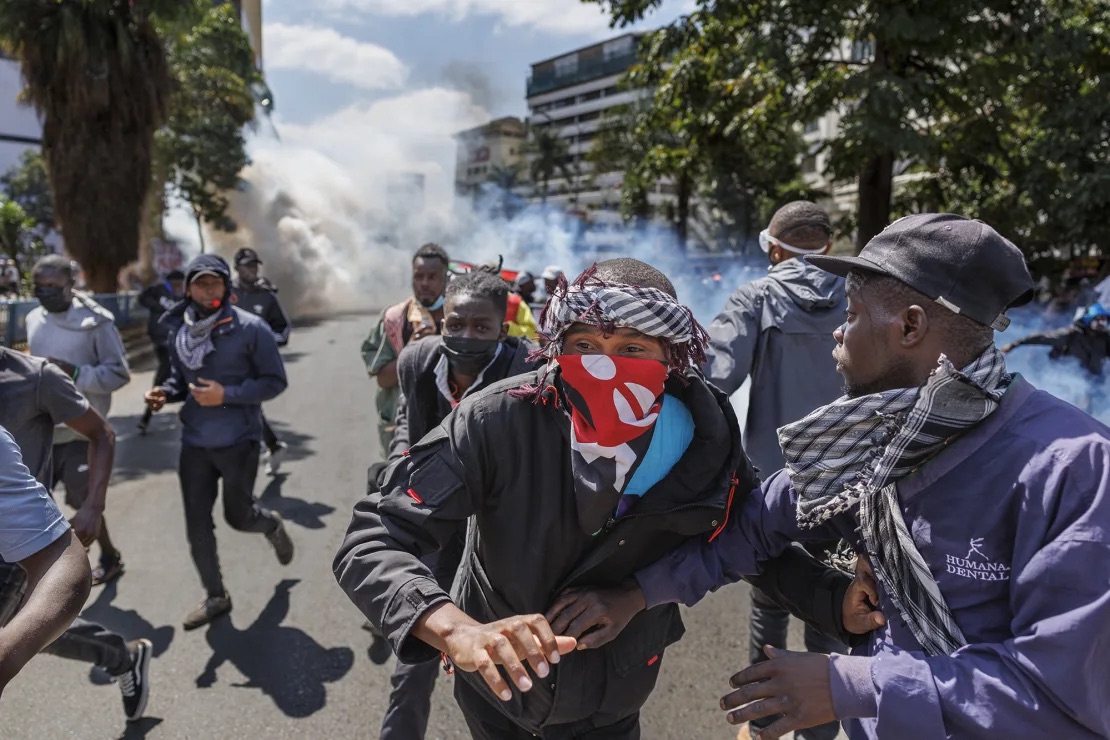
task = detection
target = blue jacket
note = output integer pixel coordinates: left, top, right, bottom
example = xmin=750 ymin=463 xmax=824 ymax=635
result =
xmin=162 ymin=305 xmax=287 ymax=448
xmin=635 ymin=375 xmax=1110 ymax=739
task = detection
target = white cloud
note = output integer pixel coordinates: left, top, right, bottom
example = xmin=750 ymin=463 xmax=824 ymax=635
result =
xmin=303 ymin=0 xmax=615 ymax=36
xmin=264 ymin=22 xmax=408 ymax=90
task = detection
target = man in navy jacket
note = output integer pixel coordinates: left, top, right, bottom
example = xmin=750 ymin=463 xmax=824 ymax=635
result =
xmin=145 ymin=254 xmax=293 ymax=630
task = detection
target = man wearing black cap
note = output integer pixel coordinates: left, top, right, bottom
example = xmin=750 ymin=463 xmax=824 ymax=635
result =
xmin=551 ymin=214 xmax=1110 ymax=740
xmin=231 ymin=248 xmax=292 ymax=474
xmin=137 ymin=269 xmax=185 ymax=433
xmin=144 ymin=254 xmax=294 ymax=630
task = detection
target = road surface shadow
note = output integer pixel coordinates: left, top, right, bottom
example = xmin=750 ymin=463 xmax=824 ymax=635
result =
xmin=81 ymin=581 xmax=176 ymax=685
xmin=110 ymin=414 xmax=315 ymax=482
xmin=196 ymin=579 xmax=354 ymax=718
xmin=118 ymin=717 xmax=164 ymax=739
xmin=258 ymin=474 xmax=336 ymax=530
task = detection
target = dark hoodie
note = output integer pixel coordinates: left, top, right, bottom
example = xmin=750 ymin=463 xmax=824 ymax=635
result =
xmin=160 ymin=255 xmax=287 ymax=448
xmin=703 ymin=257 xmax=847 ymax=473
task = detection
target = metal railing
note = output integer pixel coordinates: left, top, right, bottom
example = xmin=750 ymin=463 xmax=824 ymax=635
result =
xmin=0 ymin=292 xmax=149 ymax=348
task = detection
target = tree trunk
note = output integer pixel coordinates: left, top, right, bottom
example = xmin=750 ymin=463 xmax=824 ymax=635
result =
xmin=856 ymin=151 xmax=895 ymax=253
xmin=194 ymin=209 xmax=207 ymax=254
xmin=83 ymin=260 xmax=118 ymax=294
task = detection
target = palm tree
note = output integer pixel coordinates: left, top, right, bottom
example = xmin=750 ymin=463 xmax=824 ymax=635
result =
xmin=527 ymin=124 xmax=574 ymax=206
xmin=0 ymin=0 xmax=178 ymax=292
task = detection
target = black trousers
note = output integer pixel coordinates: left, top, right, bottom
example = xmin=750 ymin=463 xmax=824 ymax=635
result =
xmin=0 ymin=561 xmax=131 ymax=675
xmin=261 ymin=414 xmax=280 ymax=451
xmin=456 ymin=678 xmax=640 ymax=740
xmin=179 ymin=441 xmax=276 ymax=597
xmin=749 ymin=586 xmax=843 ymax=740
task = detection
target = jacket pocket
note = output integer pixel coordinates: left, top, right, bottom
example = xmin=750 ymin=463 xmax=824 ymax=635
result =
xmin=606 ymin=603 xmax=686 ymax=678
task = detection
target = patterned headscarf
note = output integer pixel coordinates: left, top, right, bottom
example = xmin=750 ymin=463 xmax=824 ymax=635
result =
xmin=512 ymin=265 xmax=708 ymax=402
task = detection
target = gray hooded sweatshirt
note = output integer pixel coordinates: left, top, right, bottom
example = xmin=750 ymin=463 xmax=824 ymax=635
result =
xmin=27 ymin=293 xmax=130 ymax=444
xmin=703 ymin=257 xmax=846 ymax=474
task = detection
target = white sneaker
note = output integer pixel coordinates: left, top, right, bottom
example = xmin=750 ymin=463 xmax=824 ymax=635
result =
xmin=265 ymin=442 xmax=288 ymax=475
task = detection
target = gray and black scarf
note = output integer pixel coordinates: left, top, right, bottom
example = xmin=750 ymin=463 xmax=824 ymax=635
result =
xmin=175 ymin=305 xmax=223 ymax=371
xmin=779 ymin=346 xmax=1010 ymax=656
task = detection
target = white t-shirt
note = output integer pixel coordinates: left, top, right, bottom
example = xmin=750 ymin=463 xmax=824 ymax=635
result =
xmin=0 ymin=425 xmax=69 ymax=562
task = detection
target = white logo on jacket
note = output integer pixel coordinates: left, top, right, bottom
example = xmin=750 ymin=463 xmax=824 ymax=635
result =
xmin=945 ymin=538 xmax=1011 ymax=582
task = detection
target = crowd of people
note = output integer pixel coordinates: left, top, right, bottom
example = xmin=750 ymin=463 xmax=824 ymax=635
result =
xmin=0 ymin=205 xmax=1108 ymax=740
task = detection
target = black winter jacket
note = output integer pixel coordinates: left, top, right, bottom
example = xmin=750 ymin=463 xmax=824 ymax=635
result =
xmin=230 ymin=278 xmax=291 ymax=346
xmin=335 ymin=368 xmax=850 ymax=733
xmin=387 ymin=335 xmax=539 ymax=462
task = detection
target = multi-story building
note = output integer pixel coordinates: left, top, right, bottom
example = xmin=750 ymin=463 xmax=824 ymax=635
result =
xmin=524 ymin=32 xmax=685 ymax=230
xmin=453 ymin=116 xmax=527 ymax=202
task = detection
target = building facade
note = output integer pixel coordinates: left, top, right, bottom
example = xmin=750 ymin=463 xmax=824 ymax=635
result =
xmin=523 ymin=32 xmax=685 ymax=230
xmin=453 ymin=116 xmax=527 ymax=202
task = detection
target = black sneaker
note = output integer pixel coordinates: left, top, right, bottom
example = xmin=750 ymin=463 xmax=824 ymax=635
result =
xmin=266 ymin=513 xmax=294 ymax=565
xmin=117 ymin=638 xmax=152 ymax=722
xmin=183 ymin=593 xmax=232 ymax=631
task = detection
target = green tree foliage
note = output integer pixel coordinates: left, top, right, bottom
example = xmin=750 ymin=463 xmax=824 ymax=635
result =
xmin=0 ymin=150 xmax=54 ymax=230
xmin=0 ymin=0 xmax=181 ymax=291
xmin=586 ymin=0 xmax=1109 ymax=257
xmin=894 ymin=0 xmax=1110 ymax=263
xmin=155 ymin=1 xmax=258 ymax=247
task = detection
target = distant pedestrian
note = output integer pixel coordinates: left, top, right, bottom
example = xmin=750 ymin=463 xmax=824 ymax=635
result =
xmin=28 ymin=255 xmax=130 ymax=586
xmin=702 ymin=200 xmax=847 ymax=740
xmin=144 ymin=254 xmax=293 ymax=630
xmin=1002 ymin=301 xmax=1110 ymax=377
xmin=136 ymin=269 xmax=185 ymax=434
xmin=360 ymin=243 xmax=450 ymax=454
xmin=230 ymin=248 xmax=292 ymax=474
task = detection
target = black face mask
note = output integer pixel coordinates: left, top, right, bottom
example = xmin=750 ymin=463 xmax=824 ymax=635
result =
xmin=440 ymin=336 xmax=499 ymax=376
xmin=34 ymin=286 xmax=71 ymax=313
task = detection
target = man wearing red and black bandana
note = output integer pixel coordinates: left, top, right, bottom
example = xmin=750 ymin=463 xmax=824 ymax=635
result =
xmin=336 ymin=258 xmax=859 ymax=739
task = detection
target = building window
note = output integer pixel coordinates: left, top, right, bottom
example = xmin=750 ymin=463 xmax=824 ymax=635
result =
xmin=602 ymin=86 xmax=620 ymax=97
xmin=578 ymin=111 xmax=601 ymax=123
xmin=851 ymin=39 xmax=875 ymax=63
xmin=554 ymin=54 xmax=578 ymax=77
xmin=603 ymin=36 xmax=633 ymax=61
xmin=803 ymin=119 xmax=820 ymax=134
xmin=802 ymin=156 xmax=818 ymax=174
xmin=579 ymin=90 xmax=602 ymax=103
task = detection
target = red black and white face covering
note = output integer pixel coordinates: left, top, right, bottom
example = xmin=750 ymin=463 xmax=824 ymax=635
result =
xmin=557 ymin=353 xmax=668 ymax=535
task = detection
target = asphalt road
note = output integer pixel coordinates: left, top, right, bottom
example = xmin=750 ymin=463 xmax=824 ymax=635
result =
xmin=3 ymin=311 xmax=827 ymax=740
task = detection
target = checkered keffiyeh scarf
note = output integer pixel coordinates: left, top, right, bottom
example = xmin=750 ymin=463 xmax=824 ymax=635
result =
xmin=534 ymin=265 xmax=709 ymax=370
xmin=176 ymin=305 xmax=223 ymax=371
xmin=779 ymin=346 xmax=1011 ymax=656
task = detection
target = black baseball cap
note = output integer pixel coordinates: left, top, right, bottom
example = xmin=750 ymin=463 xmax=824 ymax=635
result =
xmin=234 ymin=247 xmax=262 ymax=266
xmin=807 ymin=213 xmax=1035 ymax=331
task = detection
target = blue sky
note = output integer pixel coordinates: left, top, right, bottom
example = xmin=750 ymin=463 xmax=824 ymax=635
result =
xmin=262 ymin=0 xmax=690 ymax=125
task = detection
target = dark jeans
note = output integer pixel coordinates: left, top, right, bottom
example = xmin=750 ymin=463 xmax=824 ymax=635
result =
xmin=179 ymin=441 xmax=276 ymax=597
xmin=0 ymin=561 xmax=131 ymax=675
xmin=378 ymin=544 xmax=462 ymax=740
xmin=261 ymin=414 xmax=280 ymax=452
xmin=140 ymin=346 xmax=172 ymax=426
xmin=749 ymin=586 xmax=844 ymax=740
xmin=456 ymin=677 xmax=640 ymax=740
xmin=380 ymin=660 xmax=440 ymax=740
